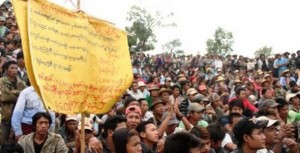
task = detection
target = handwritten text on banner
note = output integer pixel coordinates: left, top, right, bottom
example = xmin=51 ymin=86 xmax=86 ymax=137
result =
xmin=27 ymin=0 xmax=133 ymax=114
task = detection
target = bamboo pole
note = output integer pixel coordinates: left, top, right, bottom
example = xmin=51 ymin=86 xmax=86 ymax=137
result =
xmin=77 ymin=0 xmax=81 ymax=10
xmin=80 ymin=113 xmax=85 ymax=153
xmin=77 ymin=1 xmax=84 ymax=153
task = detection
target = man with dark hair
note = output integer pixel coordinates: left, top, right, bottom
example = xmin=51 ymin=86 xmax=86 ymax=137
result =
xmin=16 ymin=52 xmax=28 ymax=83
xmin=258 ymin=88 xmax=273 ymax=108
xmin=229 ymin=99 xmax=244 ymax=115
xmin=0 ymin=47 xmax=5 ymax=75
xmin=128 ymin=81 xmax=144 ymax=100
xmin=295 ymin=50 xmax=300 ymax=69
xmin=138 ymin=98 xmax=154 ymax=121
xmin=0 ymin=60 xmax=26 ymax=144
xmin=287 ymin=80 xmax=299 ymax=94
xmin=189 ymin=126 xmax=211 ymax=153
xmin=58 ymin=115 xmax=78 ymax=152
xmin=136 ymin=121 xmax=159 ymax=153
xmin=123 ymin=97 xmax=139 ymax=108
xmin=125 ymin=105 xmax=142 ymax=130
xmin=207 ymin=123 xmax=226 ymax=153
xmin=179 ymin=103 xmax=208 ymax=130
xmin=1 ymin=143 xmax=24 ymax=153
xmin=257 ymin=99 xmax=279 ymax=117
xmin=257 ymin=54 xmax=270 ymax=72
xmin=12 ymin=86 xmax=56 ymax=141
xmin=18 ymin=112 xmax=68 ymax=153
xmin=276 ymin=98 xmax=289 ymax=123
xmin=164 ymin=132 xmax=201 ymax=153
xmin=101 ymin=115 xmax=126 ymax=153
xmin=145 ymin=85 xmax=160 ymax=107
xmin=230 ymin=87 xmax=258 ymax=113
xmin=231 ymin=118 xmax=266 ymax=153
xmin=180 ymin=88 xmax=198 ymax=116
xmin=257 ymin=116 xmax=299 ymax=153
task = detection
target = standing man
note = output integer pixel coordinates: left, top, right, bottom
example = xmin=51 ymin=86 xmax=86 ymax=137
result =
xmin=18 ymin=112 xmax=68 ymax=153
xmin=0 ymin=60 xmax=26 ymax=144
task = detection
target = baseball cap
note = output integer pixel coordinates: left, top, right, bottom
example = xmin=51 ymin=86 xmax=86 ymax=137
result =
xmin=286 ymin=92 xmax=300 ymax=102
xmin=125 ymin=105 xmax=142 ymax=116
xmin=78 ymin=117 xmax=93 ymax=131
xmin=198 ymin=85 xmax=207 ymax=91
xmin=66 ymin=115 xmax=78 ymax=122
xmin=161 ymin=113 xmax=179 ymax=126
xmin=193 ymin=94 xmax=204 ymax=103
xmin=233 ymin=118 xmax=265 ymax=145
xmin=188 ymin=103 xmax=205 ymax=113
xmin=187 ymin=88 xmax=198 ymax=95
xmin=210 ymin=93 xmax=220 ymax=102
xmin=138 ymin=81 xmax=146 ymax=88
xmin=260 ymin=99 xmax=279 ymax=109
xmin=256 ymin=116 xmax=280 ymax=128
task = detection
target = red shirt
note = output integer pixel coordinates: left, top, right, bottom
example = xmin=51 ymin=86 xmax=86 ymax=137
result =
xmin=229 ymin=97 xmax=258 ymax=112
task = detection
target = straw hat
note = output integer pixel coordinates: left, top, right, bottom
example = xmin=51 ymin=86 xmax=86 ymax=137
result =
xmin=138 ymin=81 xmax=146 ymax=88
xmin=264 ymin=74 xmax=271 ymax=79
xmin=257 ymin=70 xmax=264 ymax=75
xmin=281 ymin=69 xmax=290 ymax=77
xmin=150 ymin=100 xmax=165 ymax=110
xmin=234 ymin=79 xmax=242 ymax=84
xmin=148 ymin=85 xmax=159 ymax=91
xmin=216 ymin=76 xmax=226 ymax=82
xmin=187 ymin=88 xmax=198 ymax=95
xmin=158 ymin=87 xmax=172 ymax=96
xmin=261 ymin=79 xmax=269 ymax=84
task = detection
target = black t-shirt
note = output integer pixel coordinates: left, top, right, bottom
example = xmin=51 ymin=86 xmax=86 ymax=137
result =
xmin=34 ymin=138 xmax=47 ymax=153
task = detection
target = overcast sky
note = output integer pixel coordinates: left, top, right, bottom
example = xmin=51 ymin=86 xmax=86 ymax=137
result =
xmin=50 ymin=0 xmax=300 ymax=57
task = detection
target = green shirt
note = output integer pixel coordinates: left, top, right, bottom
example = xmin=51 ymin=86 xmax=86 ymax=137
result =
xmin=178 ymin=120 xmax=208 ymax=130
xmin=287 ymin=110 xmax=300 ymax=124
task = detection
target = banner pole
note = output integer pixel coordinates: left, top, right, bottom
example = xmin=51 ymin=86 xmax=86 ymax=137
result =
xmin=80 ymin=113 xmax=85 ymax=153
xmin=77 ymin=0 xmax=81 ymax=10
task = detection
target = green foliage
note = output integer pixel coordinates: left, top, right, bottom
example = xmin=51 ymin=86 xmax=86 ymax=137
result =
xmin=175 ymin=50 xmax=185 ymax=56
xmin=206 ymin=27 xmax=234 ymax=57
xmin=126 ymin=5 xmax=176 ymax=52
xmin=254 ymin=46 xmax=272 ymax=57
xmin=162 ymin=38 xmax=182 ymax=52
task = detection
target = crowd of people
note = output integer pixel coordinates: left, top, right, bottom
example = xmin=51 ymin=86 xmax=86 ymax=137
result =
xmin=0 ymin=0 xmax=300 ymax=153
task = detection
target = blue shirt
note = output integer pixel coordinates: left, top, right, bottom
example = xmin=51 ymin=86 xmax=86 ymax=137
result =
xmin=11 ymin=86 xmax=55 ymax=136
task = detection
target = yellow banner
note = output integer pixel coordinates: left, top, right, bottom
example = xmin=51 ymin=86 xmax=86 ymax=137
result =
xmin=15 ymin=0 xmax=133 ymax=114
xmin=12 ymin=0 xmax=42 ymax=99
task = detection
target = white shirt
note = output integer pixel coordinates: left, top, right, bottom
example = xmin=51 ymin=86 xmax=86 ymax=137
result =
xmin=128 ymin=90 xmax=145 ymax=100
xmin=18 ymin=67 xmax=26 ymax=78
xmin=142 ymin=111 xmax=154 ymax=121
xmin=214 ymin=59 xmax=223 ymax=69
xmin=163 ymin=127 xmax=185 ymax=137
xmin=139 ymin=89 xmax=150 ymax=98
